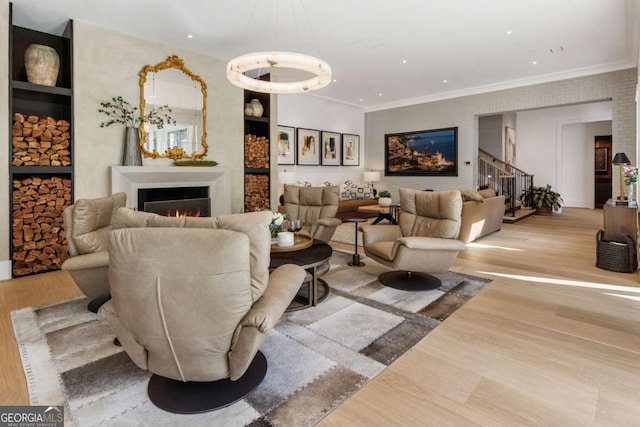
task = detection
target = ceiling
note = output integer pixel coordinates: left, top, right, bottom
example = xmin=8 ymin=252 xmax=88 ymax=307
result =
xmin=10 ymin=0 xmax=640 ymax=111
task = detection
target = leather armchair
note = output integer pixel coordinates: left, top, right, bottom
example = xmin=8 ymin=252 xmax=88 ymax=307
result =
xmin=99 ymin=211 xmax=306 ymax=413
xmin=361 ymin=188 xmax=466 ymax=290
xmin=61 ymin=192 xmax=126 ymax=311
xmin=282 ymin=184 xmax=342 ymax=243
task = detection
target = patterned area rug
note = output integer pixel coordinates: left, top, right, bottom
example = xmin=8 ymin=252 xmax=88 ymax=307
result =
xmin=331 ymin=218 xmax=375 ymax=246
xmin=12 ymin=251 xmax=490 ymax=427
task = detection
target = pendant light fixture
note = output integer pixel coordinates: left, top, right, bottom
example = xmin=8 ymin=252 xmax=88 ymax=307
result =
xmin=226 ymin=0 xmax=331 ymax=94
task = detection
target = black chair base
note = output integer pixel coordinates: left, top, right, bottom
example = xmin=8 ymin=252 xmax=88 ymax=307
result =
xmin=87 ymin=294 xmax=111 ymax=313
xmin=148 ymin=350 xmax=267 ymax=414
xmin=378 ymin=270 xmax=441 ymax=291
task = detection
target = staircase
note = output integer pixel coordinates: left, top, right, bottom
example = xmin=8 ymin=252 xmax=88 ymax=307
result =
xmin=478 ymin=149 xmax=535 ymax=221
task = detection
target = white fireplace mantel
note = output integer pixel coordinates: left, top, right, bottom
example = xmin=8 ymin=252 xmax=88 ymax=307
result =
xmin=111 ymin=166 xmax=231 ymax=216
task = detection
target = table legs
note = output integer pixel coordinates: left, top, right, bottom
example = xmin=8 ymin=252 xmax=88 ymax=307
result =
xmin=348 ymin=221 xmax=365 ymax=267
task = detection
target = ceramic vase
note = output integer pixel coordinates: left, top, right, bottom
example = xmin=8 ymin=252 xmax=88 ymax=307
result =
xmin=250 ymin=99 xmax=264 ymax=117
xmin=379 ymin=197 xmax=392 ymax=207
xmin=123 ymin=127 xmax=142 ymax=166
xmin=24 ymin=44 xmax=60 ymax=87
xmin=244 ymin=103 xmax=254 ymax=116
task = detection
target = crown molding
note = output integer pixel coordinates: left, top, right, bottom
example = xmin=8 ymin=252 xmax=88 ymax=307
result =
xmin=364 ymin=60 xmax=637 ymax=113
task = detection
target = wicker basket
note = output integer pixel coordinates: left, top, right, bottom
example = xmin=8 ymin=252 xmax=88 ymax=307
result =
xmin=596 ymin=229 xmax=638 ymax=273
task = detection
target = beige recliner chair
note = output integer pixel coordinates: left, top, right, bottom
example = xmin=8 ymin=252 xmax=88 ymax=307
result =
xmin=61 ymin=192 xmax=126 ymax=311
xmin=361 ymin=188 xmax=466 ymax=290
xmin=99 ymin=210 xmax=306 ymax=413
xmin=282 ymin=184 xmax=342 ymax=243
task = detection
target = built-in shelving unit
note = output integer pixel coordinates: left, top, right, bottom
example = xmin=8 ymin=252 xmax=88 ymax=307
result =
xmin=8 ymin=4 xmax=74 ymax=277
xmin=243 ymin=88 xmax=271 ymax=212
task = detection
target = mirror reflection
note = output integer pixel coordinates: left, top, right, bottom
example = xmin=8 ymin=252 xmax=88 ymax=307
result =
xmin=139 ymin=56 xmax=208 ymax=160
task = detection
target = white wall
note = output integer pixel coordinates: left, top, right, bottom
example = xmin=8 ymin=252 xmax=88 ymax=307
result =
xmin=277 ymin=94 xmax=365 ymax=192
xmin=517 ymin=101 xmax=612 ymax=207
xmin=561 ymin=121 xmax=612 ymax=207
xmin=478 ymin=115 xmax=502 ymax=157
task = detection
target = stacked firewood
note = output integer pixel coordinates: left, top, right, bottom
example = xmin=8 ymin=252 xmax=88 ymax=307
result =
xmin=11 ymin=176 xmax=72 ymax=276
xmin=12 ymin=113 xmax=71 ymax=167
xmin=244 ymin=174 xmax=270 ymax=211
xmin=244 ymin=134 xmax=269 ymax=169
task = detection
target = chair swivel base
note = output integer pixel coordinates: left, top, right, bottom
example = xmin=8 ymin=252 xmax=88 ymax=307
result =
xmin=148 ymin=350 xmax=267 ymax=414
xmin=87 ymin=294 xmax=111 ymax=313
xmin=378 ymin=270 xmax=441 ymax=291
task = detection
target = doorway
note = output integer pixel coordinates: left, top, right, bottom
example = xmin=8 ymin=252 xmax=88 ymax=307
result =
xmin=594 ymin=135 xmax=612 ymax=208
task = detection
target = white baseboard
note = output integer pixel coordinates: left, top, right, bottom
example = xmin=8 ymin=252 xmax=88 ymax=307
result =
xmin=0 ymin=260 xmax=12 ymax=280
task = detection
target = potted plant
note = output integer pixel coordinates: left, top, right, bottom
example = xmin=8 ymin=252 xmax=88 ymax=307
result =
xmin=378 ymin=190 xmax=392 ymax=206
xmin=519 ymin=184 xmax=563 ymax=214
xmin=98 ymin=96 xmax=176 ymax=166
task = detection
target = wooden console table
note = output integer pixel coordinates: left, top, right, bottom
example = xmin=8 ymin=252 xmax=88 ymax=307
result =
xmin=603 ymin=199 xmax=638 ymax=242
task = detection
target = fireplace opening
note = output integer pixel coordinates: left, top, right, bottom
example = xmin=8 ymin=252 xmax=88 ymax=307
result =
xmin=138 ymin=186 xmax=210 ymax=217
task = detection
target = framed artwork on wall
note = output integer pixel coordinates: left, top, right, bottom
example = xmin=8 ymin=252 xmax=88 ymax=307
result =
xmin=594 ymin=146 xmax=608 ymax=172
xmin=277 ymin=125 xmax=296 ymax=165
xmin=384 ymin=127 xmax=458 ymax=176
xmin=505 ymin=126 xmax=516 ymax=165
xmin=342 ymin=133 xmax=360 ymax=166
xmin=296 ymin=128 xmax=320 ymax=165
xmin=321 ymin=131 xmax=342 ymax=165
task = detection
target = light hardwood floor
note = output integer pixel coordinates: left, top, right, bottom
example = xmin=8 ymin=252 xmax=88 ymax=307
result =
xmin=2 ymin=208 xmax=639 ymax=426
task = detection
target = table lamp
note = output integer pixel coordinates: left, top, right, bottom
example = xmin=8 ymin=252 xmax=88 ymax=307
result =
xmin=363 ymin=171 xmax=381 ymax=196
xmin=612 ymin=152 xmax=630 ymax=201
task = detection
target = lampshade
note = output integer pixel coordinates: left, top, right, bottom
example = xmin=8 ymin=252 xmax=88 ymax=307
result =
xmin=363 ymin=171 xmax=381 ymax=183
xmin=612 ymin=152 xmax=631 ymax=164
xmin=278 ymin=170 xmax=296 ymax=185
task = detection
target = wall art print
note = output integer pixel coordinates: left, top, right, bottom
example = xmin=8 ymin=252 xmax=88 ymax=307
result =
xmin=321 ymin=131 xmax=342 ymax=165
xmin=385 ymin=127 xmax=458 ymax=176
xmin=277 ymin=125 xmax=296 ymax=165
xmin=296 ymin=128 xmax=320 ymax=165
xmin=342 ymin=133 xmax=360 ymax=166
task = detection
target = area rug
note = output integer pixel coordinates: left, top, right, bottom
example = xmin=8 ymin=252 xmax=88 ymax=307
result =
xmin=331 ymin=218 xmax=375 ymax=246
xmin=12 ymin=251 xmax=491 ymax=427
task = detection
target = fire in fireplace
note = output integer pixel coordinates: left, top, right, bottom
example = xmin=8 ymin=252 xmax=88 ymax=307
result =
xmin=138 ymin=186 xmax=211 ymax=217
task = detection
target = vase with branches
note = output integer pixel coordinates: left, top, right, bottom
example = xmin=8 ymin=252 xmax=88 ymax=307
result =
xmin=98 ymin=96 xmax=176 ymax=166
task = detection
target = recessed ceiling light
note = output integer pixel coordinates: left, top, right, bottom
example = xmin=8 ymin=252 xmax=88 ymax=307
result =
xmin=443 ymin=80 xmax=448 ymax=83
xmin=532 ymin=60 xmax=537 ymax=65
xmin=402 ymin=60 xmax=407 ymax=64
xmin=333 ymin=79 xmax=337 ymax=83
xmin=359 ymin=98 xmax=364 ymax=102
xmin=506 ymin=30 xmax=512 ymax=35
xmin=187 ymin=34 xmax=193 ymax=39
xmin=378 ymin=93 xmax=383 ymax=97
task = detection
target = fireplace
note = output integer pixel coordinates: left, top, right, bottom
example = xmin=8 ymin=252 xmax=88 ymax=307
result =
xmin=138 ymin=186 xmax=210 ymax=217
xmin=111 ymin=166 xmax=231 ymax=217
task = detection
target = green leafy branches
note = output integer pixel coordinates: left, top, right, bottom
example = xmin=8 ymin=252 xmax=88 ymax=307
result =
xmin=98 ymin=96 xmax=176 ymax=129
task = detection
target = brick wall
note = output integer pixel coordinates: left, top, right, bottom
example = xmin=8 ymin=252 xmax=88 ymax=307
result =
xmin=365 ymin=69 xmax=637 ymax=198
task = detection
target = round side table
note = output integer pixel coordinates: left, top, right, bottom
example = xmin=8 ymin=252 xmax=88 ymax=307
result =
xmin=344 ymin=218 xmax=368 ymax=267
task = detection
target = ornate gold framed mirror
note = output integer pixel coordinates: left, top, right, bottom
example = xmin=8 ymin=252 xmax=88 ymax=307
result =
xmin=139 ymin=55 xmax=208 ymax=160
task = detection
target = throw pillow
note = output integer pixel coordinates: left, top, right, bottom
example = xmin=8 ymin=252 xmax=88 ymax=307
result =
xmin=340 ymin=180 xmax=375 ymax=200
xmin=459 ymin=189 xmax=484 ymax=203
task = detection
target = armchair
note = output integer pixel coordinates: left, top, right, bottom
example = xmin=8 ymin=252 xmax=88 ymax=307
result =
xmin=282 ymin=184 xmax=342 ymax=243
xmin=361 ymin=188 xmax=465 ymax=290
xmin=60 ymin=192 xmax=126 ymax=312
xmin=99 ymin=211 xmax=306 ymax=413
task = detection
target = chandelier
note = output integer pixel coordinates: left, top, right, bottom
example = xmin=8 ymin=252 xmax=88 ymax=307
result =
xmin=226 ymin=0 xmax=331 ymax=94
xmin=227 ymin=51 xmax=331 ymax=94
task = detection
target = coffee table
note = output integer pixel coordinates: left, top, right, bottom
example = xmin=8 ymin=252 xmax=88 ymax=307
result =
xmin=357 ymin=204 xmax=400 ymax=224
xmin=270 ymin=239 xmax=332 ymax=311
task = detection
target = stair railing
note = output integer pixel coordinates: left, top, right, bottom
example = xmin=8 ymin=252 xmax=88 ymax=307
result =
xmin=478 ymin=148 xmax=534 ymax=216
